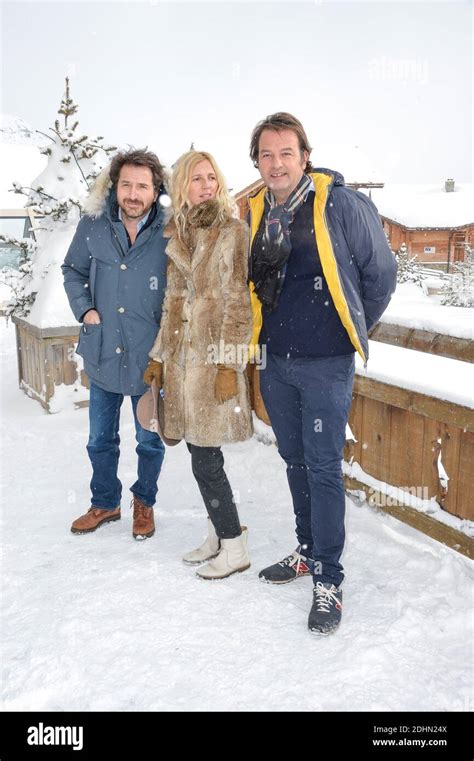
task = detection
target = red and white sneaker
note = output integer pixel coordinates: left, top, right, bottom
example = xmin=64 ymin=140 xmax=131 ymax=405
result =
xmin=258 ymin=546 xmax=312 ymax=584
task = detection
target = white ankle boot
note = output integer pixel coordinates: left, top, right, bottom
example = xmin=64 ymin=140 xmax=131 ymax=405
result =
xmin=196 ymin=527 xmax=250 ymax=579
xmin=182 ymin=518 xmax=220 ymax=565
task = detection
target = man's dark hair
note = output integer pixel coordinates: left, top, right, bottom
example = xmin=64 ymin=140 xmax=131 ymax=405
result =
xmin=109 ymin=148 xmax=164 ymax=193
xmin=249 ymin=112 xmax=313 ymax=172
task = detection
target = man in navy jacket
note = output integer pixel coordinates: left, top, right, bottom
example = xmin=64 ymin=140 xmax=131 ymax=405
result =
xmin=62 ymin=149 xmax=168 ymax=540
xmin=248 ymin=113 xmax=397 ymax=634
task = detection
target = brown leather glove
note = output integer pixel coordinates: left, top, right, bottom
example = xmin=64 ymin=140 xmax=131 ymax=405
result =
xmin=214 ymin=364 xmax=238 ymax=403
xmin=143 ymin=359 xmax=163 ymax=387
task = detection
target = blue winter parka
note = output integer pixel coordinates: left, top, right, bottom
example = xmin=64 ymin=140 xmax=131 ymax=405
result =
xmin=62 ymin=171 xmax=168 ymax=396
xmin=248 ymin=169 xmax=398 ymax=365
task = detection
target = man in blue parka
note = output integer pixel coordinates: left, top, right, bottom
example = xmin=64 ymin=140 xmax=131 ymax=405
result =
xmin=248 ymin=113 xmax=397 ymax=634
xmin=62 ymin=149 xmax=168 ymax=540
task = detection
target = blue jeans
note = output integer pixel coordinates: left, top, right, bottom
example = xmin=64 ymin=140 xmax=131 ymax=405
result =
xmin=86 ymin=381 xmax=165 ymax=510
xmin=259 ymin=352 xmax=355 ymax=587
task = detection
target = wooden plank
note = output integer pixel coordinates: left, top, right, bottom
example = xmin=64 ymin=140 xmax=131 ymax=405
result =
xmin=431 ymin=334 xmax=474 ymax=363
xmin=42 ymin=339 xmax=54 ymax=401
xmin=455 ymin=431 xmax=474 ymax=520
xmin=29 ymin=332 xmax=37 ymax=391
xmin=49 ymin=341 xmax=76 ymax=386
xmin=18 ymin=328 xmax=27 ymax=386
xmin=388 ymin=407 xmax=425 ymax=497
xmin=360 ymin=397 xmax=391 ymax=482
xmin=388 ymin=406 xmax=410 ymax=488
xmin=406 ymin=410 xmax=426 ymax=494
xmin=438 ymin=423 xmax=462 ymax=516
xmin=14 ymin=322 xmax=23 ymax=387
xmin=346 ymin=392 xmax=363 ymax=464
xmin=370 ymin=322 xmax=409 ymax=349
xmin=38 ymin=334 xmax=47 ymax=397
xmin=422 ymin=418 xmax=444 ymax=503
xmin=51 ymin=343 xmax=64 ymax=385
xmin=370 ymin=322 xmax=474 ymax=363
xmin=62 ymin=341 xmax=78 ymax=385
xmin=345 ymin=476 xmax=474 ymax=559
xmin=23 ymin=330 xmax=32 ymax=390
xmin=354 ymin=375 xmax=474 ymax=432
xmin=20 ymin=329 xmax=28 ymax=388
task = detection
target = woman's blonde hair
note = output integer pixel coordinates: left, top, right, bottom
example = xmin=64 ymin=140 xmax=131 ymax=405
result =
xmin=170 ymin=150 xmax=236 ymax=237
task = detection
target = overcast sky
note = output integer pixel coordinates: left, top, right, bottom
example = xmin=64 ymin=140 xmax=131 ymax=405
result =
xmin=1 ymin=0 xmax=472 ymax=191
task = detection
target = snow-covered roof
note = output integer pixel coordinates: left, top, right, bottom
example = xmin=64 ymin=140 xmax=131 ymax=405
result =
xmin=362 ymin=183 xmax=474 ymax=229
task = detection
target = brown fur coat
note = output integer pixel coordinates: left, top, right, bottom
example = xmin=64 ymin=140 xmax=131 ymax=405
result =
xmin=149 ymin=200 xmax=253 ymax=447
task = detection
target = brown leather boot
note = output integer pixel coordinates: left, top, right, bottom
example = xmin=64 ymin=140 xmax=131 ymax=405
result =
xmin=132 ymin=496 xmax=155 ymax=540
xmin=71 ymin=506 xmax=121 ymax=534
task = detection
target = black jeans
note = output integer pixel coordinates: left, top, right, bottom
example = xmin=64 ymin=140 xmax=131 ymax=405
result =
xmin=186 ymin=443 xmax=241 ymax=539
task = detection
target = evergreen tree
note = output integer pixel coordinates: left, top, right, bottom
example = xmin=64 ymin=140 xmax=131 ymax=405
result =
xmin=0 ymin=78 xmax=116 ymax=320
xmin=395 ymin=242 xmax=425 ymax=288
xmin=440 ymin=246 xmax=474 ymax=307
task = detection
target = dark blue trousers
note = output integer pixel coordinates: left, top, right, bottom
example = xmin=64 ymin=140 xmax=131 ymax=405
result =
xmin=259 ymin=352 xmax=355 ymax=587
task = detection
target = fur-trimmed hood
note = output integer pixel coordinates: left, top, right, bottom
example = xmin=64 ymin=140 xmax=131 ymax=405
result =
xmin=82 ymin=162 xmax=172 ymax=219
xmin=81 ymin=164 xmax=113 ymax=218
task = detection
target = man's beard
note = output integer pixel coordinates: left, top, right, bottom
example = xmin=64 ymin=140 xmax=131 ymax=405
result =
xmin=119 ymin=200 xmax=151 ymax=220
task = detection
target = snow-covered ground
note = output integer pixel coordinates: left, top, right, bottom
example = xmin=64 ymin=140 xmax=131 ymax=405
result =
xmin=1 ymin=317 xmax=472 ymax=712
xmin=381 ymin=282 xmax=473 ymax=341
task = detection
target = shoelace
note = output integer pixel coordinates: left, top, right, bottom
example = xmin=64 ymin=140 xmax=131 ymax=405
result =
xmin=313 ymin=582 xmax=340 ymax=613
xmin=279 ymin=551 xmax=305 ymax=573
xmin=130 ymin=498 xmax=150 ymax=517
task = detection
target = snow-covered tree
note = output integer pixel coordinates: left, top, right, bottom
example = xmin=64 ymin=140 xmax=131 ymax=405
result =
xmin=395 ymin=242 xmax=425 ymax=287
xmin=440 ymin=246 xmax=474 ymax=307
xmin=0 ymin=237 xmax=36 ymax=317
xmin=0 ymin=78 xmax=116 ymax=323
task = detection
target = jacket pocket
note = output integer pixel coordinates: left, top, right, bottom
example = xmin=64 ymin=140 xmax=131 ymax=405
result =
xmin=76 ymin=323 xmax=103 ymax=366
xmin=89 ymin=258 xmax=97 ymax=305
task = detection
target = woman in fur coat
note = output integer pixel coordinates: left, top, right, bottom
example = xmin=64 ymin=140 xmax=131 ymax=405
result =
xmin=144 ymin=150 xmax=253 ymax=579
